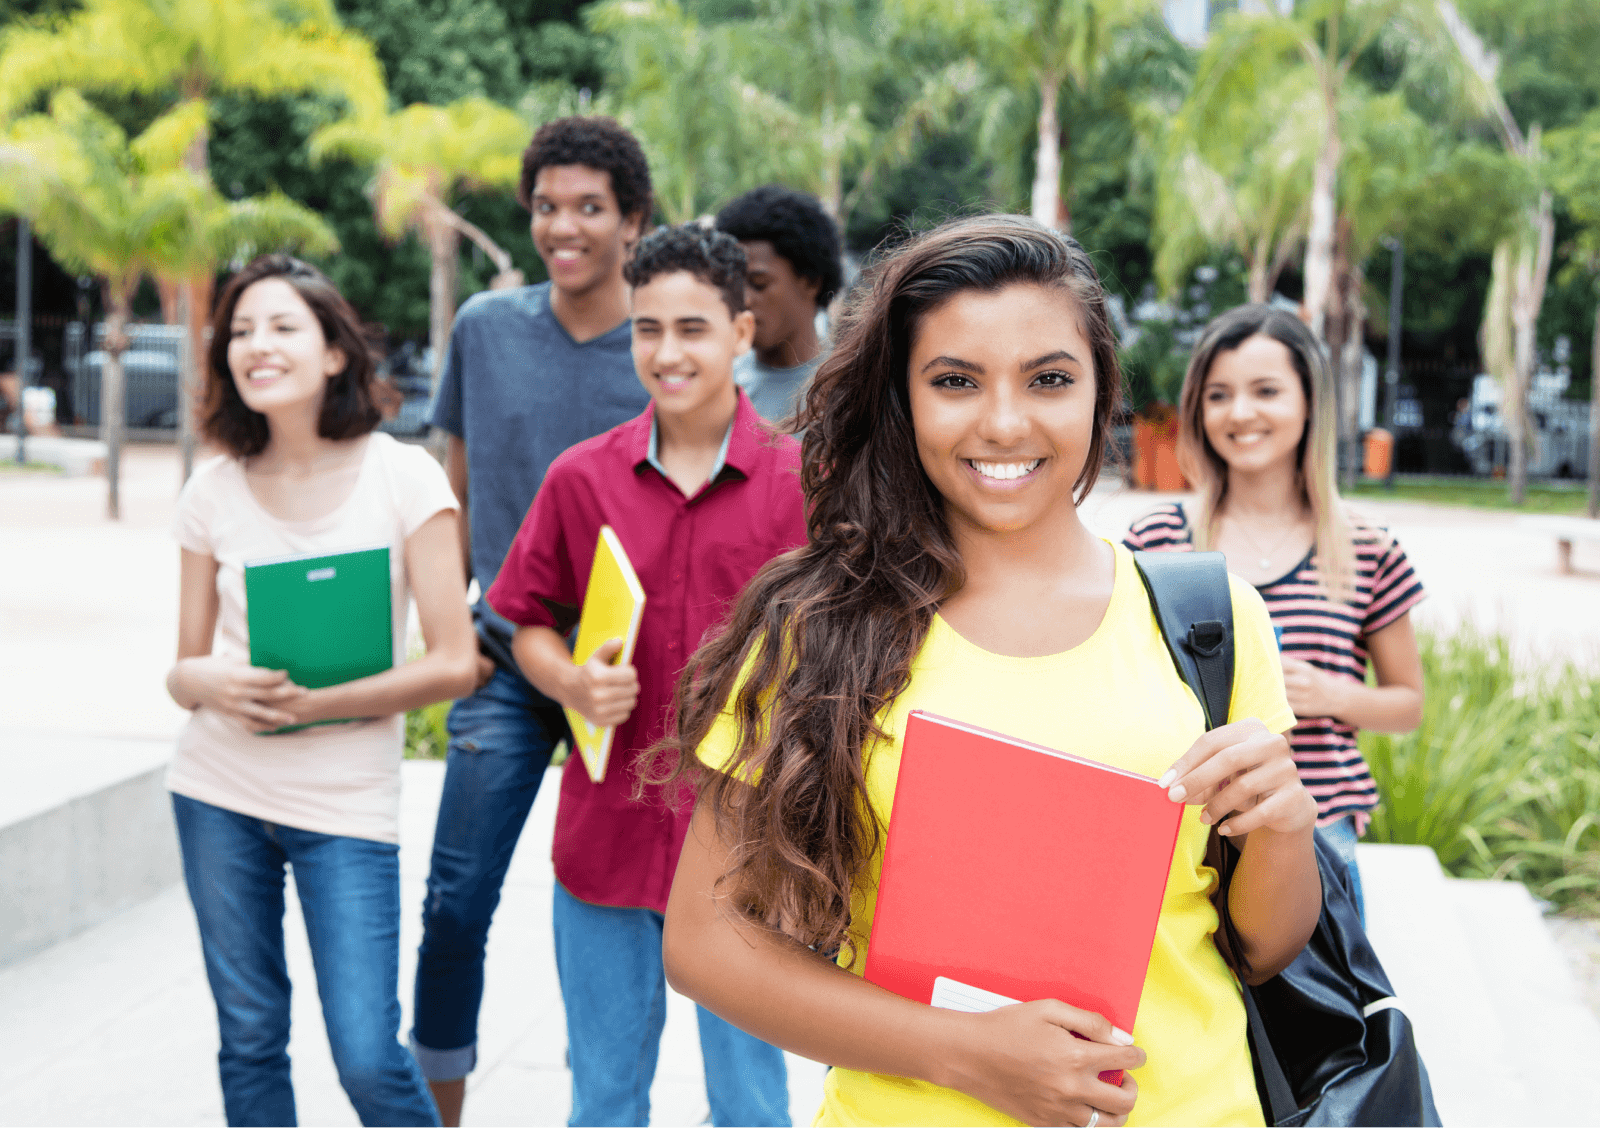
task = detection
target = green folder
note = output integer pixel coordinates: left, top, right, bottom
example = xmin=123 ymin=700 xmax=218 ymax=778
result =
xmin=245 ymin=545 xmax=394 ymax=734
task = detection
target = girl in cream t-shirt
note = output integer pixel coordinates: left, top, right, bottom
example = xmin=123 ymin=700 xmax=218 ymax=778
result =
xmin=164 ymin=254 xmax=477 ymax=1127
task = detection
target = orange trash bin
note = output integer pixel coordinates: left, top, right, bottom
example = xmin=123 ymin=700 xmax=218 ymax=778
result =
xmin=1364 ymin=428 xmax=1393 ymax=479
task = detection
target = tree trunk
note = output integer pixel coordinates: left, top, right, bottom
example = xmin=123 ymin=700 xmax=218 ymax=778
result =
xmin=1247 ymin=252 xmax=1269 ymax=304
xmin=428 ymin=219 xmax=460 ymax=392
xmin=101 ymin=283 xmax=132 ymax=521
xmin=176 ymin=275 xmax=212 ymax=483
xmin=1031 ymin=75 xmax=1062 ymax=230
xmin=180 ymin=91 xmax=211 ymax=484
xmin=1302 ymin=97 xmax=1340 ymax=339
xmin=1323 ymin=220 xmax=1354 ymax=487
xmin=1507 ymin=187 xmax=1555 ymax=506
xmin=1340 ymin=263 xmax=1367 ymax=493
xmin=1588 ymin=295 xmax=1599 ymax=518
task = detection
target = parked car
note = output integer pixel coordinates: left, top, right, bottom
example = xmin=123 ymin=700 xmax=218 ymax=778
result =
xmin=68 ymin=322 xmax=184 ymax=428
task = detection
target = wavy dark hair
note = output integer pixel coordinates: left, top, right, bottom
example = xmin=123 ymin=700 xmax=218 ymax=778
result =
xmin=204 ymin=254 xmax=380 ymax=459
xmin=656 ymin=214 xmax=1123 ymax=955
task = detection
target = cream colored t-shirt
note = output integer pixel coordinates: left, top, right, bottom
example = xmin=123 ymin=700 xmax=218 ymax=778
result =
xmin=169 ymin=432 xmax=458 ymax=843
xmin=700 ymin=542 xmax=1297 ymax=1127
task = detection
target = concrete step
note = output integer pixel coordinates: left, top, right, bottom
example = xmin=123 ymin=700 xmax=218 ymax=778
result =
xmin=1448 ymin=879 xmax=1600 ymax=1126
xmin=1357 ymin=843 xmax=1530 ymax=1124
xmin=0 ymin=733 xmax=181 ymax=968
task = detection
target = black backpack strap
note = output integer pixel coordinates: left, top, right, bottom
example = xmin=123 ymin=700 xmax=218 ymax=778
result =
xmin=1131 ymin=550 xmax=1235 ymax=731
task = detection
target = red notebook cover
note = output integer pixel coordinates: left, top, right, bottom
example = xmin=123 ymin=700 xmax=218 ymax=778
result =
xmin=863 ymin=710 xmax=1184 ymax=1086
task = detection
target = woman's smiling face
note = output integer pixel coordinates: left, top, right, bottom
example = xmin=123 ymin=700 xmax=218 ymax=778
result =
xmin=1200 ymin=333 xmax=1308 ymax=477
xmin=227 ymin=277 xmax=345 ymax=418
xmin=907 ymin=283 xmax=1098 ymax=538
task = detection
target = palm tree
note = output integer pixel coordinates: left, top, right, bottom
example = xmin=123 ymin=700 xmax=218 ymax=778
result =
xmin=1155 ymin=62 xmax=1319 ymax=303
xmin=894 ymin=0 xmax=1159 ymax=233
xmin=311 ymin=97 xmax=532 ymax=390
xmin=1437 ymin=0 xmax=1556 ymax=506
xmin=0 ymin=92 xmax=336 ymax=517
xmin=736 ymin=0 xmax=977 ymax=226
xmin=0 ymin=0 xmax=385 ymax=478
xmin=1190 ymin=0 xmax=1443 ymax=338
xmin=586 ymin=0 xmax=801 ymax=224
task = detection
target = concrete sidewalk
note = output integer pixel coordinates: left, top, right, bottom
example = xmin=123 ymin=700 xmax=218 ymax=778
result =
xmin=0 ymin=760 xmax=830 ymax=1127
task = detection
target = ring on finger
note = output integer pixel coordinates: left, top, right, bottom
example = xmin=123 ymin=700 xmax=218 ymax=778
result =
xmin=1085 ymin=1109 xmax=1100 ymax=1128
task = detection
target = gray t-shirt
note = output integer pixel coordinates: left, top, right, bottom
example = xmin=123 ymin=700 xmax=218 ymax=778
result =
xmin=733 ymin=348 xmax=825 ymax=423
xmin=430 ymin=282 xmax=650 ymax=691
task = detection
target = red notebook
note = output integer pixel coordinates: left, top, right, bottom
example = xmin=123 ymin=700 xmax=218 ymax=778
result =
xmin=863 ymin=710 xmax=1185 ymax=1086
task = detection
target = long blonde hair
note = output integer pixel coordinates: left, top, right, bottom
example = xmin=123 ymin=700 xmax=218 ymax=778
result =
xmin=1175 ymin=304 xmax=1357 ymax=602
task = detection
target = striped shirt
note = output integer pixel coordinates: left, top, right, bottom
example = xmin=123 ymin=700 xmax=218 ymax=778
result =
xmin=1123 ymin=502 xmax=1426 ymax=831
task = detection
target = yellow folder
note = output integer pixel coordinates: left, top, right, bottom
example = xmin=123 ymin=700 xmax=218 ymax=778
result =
xmin=566 ymin=525 xmax=647 ymax=783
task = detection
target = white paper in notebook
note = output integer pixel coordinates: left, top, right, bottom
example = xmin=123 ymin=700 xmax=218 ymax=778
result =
xmin=930 ymin=976 xmax=1022 ymax=1013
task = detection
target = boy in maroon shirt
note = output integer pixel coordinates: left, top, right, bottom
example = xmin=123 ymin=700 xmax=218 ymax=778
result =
xmin=487 ymin=225 xmax=805 ymax=1126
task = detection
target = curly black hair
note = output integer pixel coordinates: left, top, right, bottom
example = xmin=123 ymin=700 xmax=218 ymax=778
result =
xmin=517 ymin=115 xmax=653 ymax=221
xmin=623 ymin=224 xmax=749 ymax=317
xmin=715 ymin=184 xmax=844 ymax=308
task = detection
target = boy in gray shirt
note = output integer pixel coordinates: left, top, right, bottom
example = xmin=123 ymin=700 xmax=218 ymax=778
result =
xmin=413 ymin=115 xmax=653 ymax=1127
xmin=715 ymin=185 xmax=844 ymax=424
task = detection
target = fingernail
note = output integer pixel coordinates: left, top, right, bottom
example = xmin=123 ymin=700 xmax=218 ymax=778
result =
xmin=1218 ymin=824 xmax=1233 ymax=835
xmin=1168 ymin=784 xmax=1187 ymax=803
xmin=1156 ymin=769 xmax=1176 ymax=789
xmin=1112 ymin=1027 xmax=1135 ymax=1046
xmin=1198 ymin=810 xmax=1212 ymax=825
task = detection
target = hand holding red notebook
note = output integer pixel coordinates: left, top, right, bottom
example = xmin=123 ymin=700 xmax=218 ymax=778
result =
xmin=863 ymin=710 xmax=1184 ymax=1086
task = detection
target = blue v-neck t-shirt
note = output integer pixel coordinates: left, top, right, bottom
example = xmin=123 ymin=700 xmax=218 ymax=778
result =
xmin=430 ymin=282 xmax=651 ymax=694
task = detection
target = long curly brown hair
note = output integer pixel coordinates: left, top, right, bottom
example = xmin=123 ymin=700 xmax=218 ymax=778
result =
xmin=657 ymin=214 xmax=1124 ymax=956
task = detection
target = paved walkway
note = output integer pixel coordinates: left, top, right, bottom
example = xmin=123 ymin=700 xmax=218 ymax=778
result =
xmin=0 ymin=759 xmax=828 ymax=1127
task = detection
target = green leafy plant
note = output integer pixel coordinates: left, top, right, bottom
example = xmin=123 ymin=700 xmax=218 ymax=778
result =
xmin=404 ymin=700 xmax=451 ymax=760
xmin=1363 ymin=627 xmax=1600 ymax=913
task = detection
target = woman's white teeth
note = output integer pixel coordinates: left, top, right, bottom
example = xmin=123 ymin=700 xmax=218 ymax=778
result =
xmin=971 ymin=459 xmax=1042 ymax=481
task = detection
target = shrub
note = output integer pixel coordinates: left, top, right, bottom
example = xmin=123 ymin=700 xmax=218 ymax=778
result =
xmin=1362 ymin=627 xmax=1600 ymax=914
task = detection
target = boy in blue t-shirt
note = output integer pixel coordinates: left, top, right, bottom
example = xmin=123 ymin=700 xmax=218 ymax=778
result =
xmin=413 ymin=115 xmax=653 ymax=1127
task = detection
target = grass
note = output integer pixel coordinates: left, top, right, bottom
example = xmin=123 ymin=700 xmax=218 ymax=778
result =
xmin=0 ymin=460 xmax=61 ymax=475
xmin=1363 ymin=627 xmax=1600 ymax=914
xmin=1349 ymin=475 xmax=1592 ymax=515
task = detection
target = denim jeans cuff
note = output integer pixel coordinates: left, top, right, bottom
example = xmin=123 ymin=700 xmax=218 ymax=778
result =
xmin=409 ymin=1032 xmax=476 ymax=1082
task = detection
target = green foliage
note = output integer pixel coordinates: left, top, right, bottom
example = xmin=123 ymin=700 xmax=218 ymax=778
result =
xmin=1363 ymin=627 xmax=1600 ymax=913
xmin=0 ymin=0 xmax=386 ymax=124
xmin=333 ymin=0 xmax=523 ymax=107
xmin=404 ymin=700 xmax=451 ymax=759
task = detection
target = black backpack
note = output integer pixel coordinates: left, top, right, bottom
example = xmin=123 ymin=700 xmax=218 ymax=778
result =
xmin=1132 ymin=550 xmax=1442 ymax=1128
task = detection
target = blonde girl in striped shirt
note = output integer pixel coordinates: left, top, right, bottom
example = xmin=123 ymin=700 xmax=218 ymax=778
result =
xmin=1124 ymin=303 xmax=1426 ymax=917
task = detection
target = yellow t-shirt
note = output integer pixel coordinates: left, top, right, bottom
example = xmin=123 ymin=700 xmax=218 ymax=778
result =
xmin=699 ymin=542 xmax=1296 ymax=1127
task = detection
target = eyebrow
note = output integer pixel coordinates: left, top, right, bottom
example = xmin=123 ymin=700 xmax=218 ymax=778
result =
xmin=919 ymin=349 xmax=1081 ymax=375
xmin=921 ymin=355 xmax=983 ymax=375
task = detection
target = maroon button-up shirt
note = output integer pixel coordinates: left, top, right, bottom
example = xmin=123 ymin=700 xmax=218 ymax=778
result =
xmin=487 ymin=391 xmax=807 ymax=911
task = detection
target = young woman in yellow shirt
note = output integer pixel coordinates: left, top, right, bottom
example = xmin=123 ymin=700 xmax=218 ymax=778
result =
xmin=654 ymin=215 xmax=1322 ymax=1128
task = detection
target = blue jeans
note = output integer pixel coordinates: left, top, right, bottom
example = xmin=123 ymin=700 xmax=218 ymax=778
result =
xmin=171 ymin=792 xmax=439 ymax=1127
xmin=410 ymin=666 xmax=565 ymax=1080
xmin=1322 ymin=814 xmax=1368 ymax=923
xmin=553 ymin=882 xmax=790 ymax=1127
